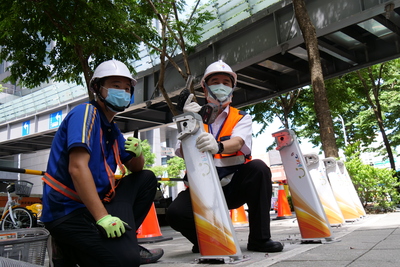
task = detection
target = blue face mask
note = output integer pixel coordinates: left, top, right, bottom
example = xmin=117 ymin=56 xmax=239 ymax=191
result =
xmin=103 ymin=87 xmax=131 ymax=112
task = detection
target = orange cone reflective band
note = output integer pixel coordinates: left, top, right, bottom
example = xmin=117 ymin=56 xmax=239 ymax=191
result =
xmin=230 ymin=206 xmax=248 ymax=226
xmin=137 ymin=203 xmax=172 ymax=243
xmin=274 ymin=184 xmax=292 ymax=220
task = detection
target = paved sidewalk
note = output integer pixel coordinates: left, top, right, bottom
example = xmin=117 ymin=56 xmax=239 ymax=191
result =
xmin=142 ymin=210 xmax=400 ymax=266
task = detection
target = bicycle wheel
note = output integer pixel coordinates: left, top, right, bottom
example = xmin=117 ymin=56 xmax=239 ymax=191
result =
xmin=1 ymin=207 xmax=37 ymax=230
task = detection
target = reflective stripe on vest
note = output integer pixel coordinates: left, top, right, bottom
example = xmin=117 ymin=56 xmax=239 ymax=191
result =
xmin=43 ymin=129 xmax=125 ymax=203
xmin=214 ymin=155 xmax=245 ymax=167
xmin=42 ymin=173 xmax=82 ymax=203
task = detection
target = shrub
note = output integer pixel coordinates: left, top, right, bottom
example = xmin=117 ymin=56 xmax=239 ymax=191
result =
xmin=344 ymin=143 xmax=400 ymax=213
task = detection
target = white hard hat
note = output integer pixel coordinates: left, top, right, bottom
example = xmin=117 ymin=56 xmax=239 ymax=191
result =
xmin=89 ymin=59 xmax=137 ymax=92
xmin=201 ymin=60 xmax=237 ymax=87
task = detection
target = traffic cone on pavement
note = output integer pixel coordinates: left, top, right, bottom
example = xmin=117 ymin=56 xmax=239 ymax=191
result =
xmin=230 ymin=205 xmax=249 ymax=227
xmin=273 ymin=184 xmax=293 ymax=220
xmin=137 ymin=203 xmax=173 ymax=243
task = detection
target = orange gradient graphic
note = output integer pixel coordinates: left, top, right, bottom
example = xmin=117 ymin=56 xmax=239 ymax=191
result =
xmin=191 ymin=190 xmax=237 ymax=255
xmin=291 ymin=190 xmax=331 ymax=238
xmin=320 ymin=199 xmax=345 ymax=225
xmin=332 ymin=195 xmax=360 ymax=220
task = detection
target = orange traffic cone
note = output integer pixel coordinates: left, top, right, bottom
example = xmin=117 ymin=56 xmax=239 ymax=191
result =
xmin=230 ymin=205 xmax=249 ymax=227
xmin=137 ymin=203 xmax=173 ymax=243
xmin=273 ymin=184 xmax=293 ymax=220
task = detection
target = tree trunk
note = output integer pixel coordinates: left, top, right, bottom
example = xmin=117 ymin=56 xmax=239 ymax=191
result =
xmin=293 ymin=0 xmax=339 ymax=158
xmin=74 ymin=45 xmax=94 ymax=100
xmin=357 ymin=68 xmax=396 ymax=170
xmin=158 ymin=18 xmax=178 ymax=116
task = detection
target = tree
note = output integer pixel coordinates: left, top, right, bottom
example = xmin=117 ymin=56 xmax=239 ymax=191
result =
xmin=246 ymin=89 xmax=302 ymax=131
xmin=344 ymin=142 xmax=400 ymax=212
xmin=244 ymin=89 xmax=303 ymax=151
xmin=132 ymin=0 xmax=213 ymax=115
xmin=292 ymin=0 xmax=338 ymax=158
xmin=0 ymin=0 xmax=212 ymax=104
xmin=0 ymin=0 xmax=148 ymax=97
xmin=353 ymin=63 xmax=398 ymax=170
xmin=166 ymin=156 xmax=185 ymax=178
xmin=142 ymin=139 xmax=156 ymax=168
xmin=325 ymin=59 xmax=400 ymax=170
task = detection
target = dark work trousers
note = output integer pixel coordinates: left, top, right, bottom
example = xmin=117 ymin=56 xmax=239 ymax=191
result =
xmin=46 ymin=170 xmax=157 ymax=267
xmin=166 ymin=159 xmax=273 ymax=247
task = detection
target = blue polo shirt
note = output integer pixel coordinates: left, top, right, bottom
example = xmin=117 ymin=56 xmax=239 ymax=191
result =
xmin=41 ymin=100 xmax=133 ymax=223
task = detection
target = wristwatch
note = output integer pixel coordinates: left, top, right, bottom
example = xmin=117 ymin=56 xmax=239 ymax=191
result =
xmin=217 ymin=141 xmax=224 ymax=154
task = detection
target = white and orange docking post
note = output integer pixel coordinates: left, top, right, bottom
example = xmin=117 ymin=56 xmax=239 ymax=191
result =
xmin=336 ymin=160 xmax=366 ymax=218
xmin=304 ymin=153 xmax=345 ymax=227
xmin=273 ymin=129 xmax=334 ymax=243
xmin=323 ymin=158 xmax=360 ymax=222
xmin=174 ymin=112 xmax=248 ymax=264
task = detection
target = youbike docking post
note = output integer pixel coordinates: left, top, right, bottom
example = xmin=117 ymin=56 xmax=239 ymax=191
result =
xmin=304 ymin=153 xmax=345 ymax=227
xmin=173 ymin=112 xmax=248 ymax=264
xmin=323 ymin=158 xmax=360 ymax=222
xmin=273 ymin=129 xmax=334 ymax=243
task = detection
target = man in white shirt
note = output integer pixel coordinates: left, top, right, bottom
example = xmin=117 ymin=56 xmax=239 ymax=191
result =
xmin=166 ymin=60 xmax=283 ymax=253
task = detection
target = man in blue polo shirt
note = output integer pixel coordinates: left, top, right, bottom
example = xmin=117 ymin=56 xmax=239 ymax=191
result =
xmin=42 ymin=60 xmax=163 ymax=266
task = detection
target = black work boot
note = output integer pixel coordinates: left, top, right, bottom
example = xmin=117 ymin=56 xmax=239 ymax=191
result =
xmin=247 ymin=239 xmax=284 ymax=252
xmin=139 ymin=245 xmax=164 ymax=264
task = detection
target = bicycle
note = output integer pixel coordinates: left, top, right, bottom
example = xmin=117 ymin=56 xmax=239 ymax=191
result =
xmin=0 ymin=180 xmax=37 ymax=230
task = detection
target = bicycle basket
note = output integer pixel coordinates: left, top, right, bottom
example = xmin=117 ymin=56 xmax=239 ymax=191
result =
xmin=0 ymin=228 xmax=50 ymax=265
xmin=14 ymin=181 xmax=33 ymax=197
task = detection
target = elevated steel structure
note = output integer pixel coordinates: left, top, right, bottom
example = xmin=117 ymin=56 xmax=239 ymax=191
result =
xmin=1 ymin=0 xmax=400 ymax=157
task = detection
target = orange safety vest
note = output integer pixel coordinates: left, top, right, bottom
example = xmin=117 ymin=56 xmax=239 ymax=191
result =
xmin=42 ymin=129 xmax=125 ymax=203
xmin=204 ymin=106 xmax=252 ymax=169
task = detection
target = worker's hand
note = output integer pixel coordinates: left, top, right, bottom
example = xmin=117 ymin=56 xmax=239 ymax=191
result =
xmin=125 ymin=137 xmax=142 ymax=157
xmin=96 ymin=215 xmax=126 ymax=238
xmin=196 ymin=132 xmax=218 ymax=154
xmin=183 ymin=94 xmax=201 ymax=113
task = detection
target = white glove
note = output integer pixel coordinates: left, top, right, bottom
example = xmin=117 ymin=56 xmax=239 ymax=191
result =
xmin=183 ymin=94 xmax=201 ymax=113
xmin=196 ymin=132 xmax=218 ymax=154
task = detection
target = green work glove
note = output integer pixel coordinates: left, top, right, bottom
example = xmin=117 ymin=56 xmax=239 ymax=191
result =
xmin=124 ymin=137 xmax=142 ymax=157
xmin=96 ymin=215 xmax=126 ymax=238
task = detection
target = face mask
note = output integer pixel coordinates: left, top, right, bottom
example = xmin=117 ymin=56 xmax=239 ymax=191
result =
xmin=103 ymin=87 xmax=131 ymax=111
xmin=208 ymin=84 xmax=233 ymax=102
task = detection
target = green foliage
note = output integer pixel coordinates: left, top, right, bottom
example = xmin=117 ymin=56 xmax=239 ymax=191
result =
xmin=244 ymin=89 xmax=303 ymax=151
xmin=344 ymin=142 xmax=400 ymax=213
xmin=166 ymin=156 xmax=185 ymax=178
xmin=143 ymin=142 xmax=185 ymax=187
xmin=149 ymin=165 xmax=167 ymax=178
xmin=0 ymin=0 xmax=213 ymax=90
xmin=244 ymin=59 xmax=400 ymax=162
xmin=0 ymin=0 xmax=146 ymax=88
xmin=142 ymin=140 xmax=156 ymax=168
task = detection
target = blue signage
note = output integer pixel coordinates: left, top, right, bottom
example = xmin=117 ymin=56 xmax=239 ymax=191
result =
xmin=49 ymin=111 xmax=62 ymax=129
xmin=22 ymin=120 xmax=30 ymax=136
